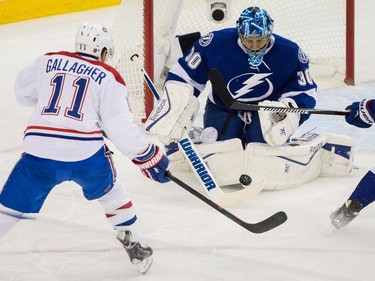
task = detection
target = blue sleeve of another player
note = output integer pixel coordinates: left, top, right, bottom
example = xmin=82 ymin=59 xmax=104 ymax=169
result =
xmin=165 ymin=41 xmax=210 ymax=97
xmin=349 ymin=169 xmax=375 ymax=208
xmin=367 ymin=99 xmax=375 ymax=120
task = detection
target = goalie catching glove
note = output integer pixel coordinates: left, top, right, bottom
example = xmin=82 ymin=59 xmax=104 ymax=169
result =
xmin=132 ymin=143 xmax=170 ymax=183
xmin=259 ymin=98 xmax=300 ymax=146
xmin=345 ymin=99 xmax=375 ymax=128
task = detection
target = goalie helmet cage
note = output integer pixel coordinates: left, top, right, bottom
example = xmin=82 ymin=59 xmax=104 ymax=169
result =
xmin=110 ymin=0 xmax=355 ymax=122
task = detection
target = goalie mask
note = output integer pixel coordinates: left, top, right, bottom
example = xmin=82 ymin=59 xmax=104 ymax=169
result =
xmin=75 ymin=22 xmax=115 ymax=63
xmin=236 ymin=7 xmax=274 ymax=67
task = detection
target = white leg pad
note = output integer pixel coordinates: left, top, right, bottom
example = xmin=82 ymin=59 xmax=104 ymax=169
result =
xmin=169 ymin=138 xmax=246 ymax=186
xmin=170 ymin=131 xmax=353 ymax=191
xmin=320 ymin=133 xmax=354 ymax=177
xmin=197 ymin=138 xmax=247 ymax=186
xmin=245 ymin=133 xmax=328 ymax=190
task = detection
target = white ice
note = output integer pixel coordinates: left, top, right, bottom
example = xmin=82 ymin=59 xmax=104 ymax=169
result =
xmin=1 ymin=2 xmax=375 ymax=281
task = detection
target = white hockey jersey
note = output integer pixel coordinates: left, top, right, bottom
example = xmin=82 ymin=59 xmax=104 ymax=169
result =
xmin=15 ymin=51 xmax=148 ymax=161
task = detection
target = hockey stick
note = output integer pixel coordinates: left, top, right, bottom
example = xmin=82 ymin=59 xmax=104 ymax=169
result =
xmin=130 ymin=54 xmax=264 ymax=207
xmin=208 ymin=68 xmax=350 ymax=116
xmin=166 ymin=172 xmax=287 ymax=233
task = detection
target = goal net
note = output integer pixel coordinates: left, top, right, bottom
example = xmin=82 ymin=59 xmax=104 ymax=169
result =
xmin=110 ymin=0 xmax=354 ymax=122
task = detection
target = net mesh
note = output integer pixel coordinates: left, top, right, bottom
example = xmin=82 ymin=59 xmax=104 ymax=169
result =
xmin=110 ymin=0 xmax=347 ymax=121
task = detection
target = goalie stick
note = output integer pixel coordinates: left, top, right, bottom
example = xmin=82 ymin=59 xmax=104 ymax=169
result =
xmin=208 ymin=68 xmax=350 ymax=116
xmin=130 ymin=54 xmax=263 ymax=207
xmin=166 ymin=172 xmax=287 ymax=234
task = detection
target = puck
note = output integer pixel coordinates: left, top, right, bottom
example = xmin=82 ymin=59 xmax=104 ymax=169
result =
xmin=239 ymin=174 xmax=252 ymax=186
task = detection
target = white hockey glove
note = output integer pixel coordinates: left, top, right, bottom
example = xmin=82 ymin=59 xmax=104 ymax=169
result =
xmin=259 ymin=98 xmax=300 ymax=146
xmin=144 ymin=81 xmax=200 ymax=140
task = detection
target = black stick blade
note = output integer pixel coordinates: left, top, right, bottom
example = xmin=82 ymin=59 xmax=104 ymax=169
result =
xmin=244 ymin=211 xmax=287 ymax=234
xmin=208 ymin=68 xmax=236 ymax=108
xmin=166 ymin=172 xmax=287 ymax=234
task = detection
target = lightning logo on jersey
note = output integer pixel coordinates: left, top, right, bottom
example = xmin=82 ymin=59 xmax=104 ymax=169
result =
xmin=229 ymin=73 xmax=274 ymax=102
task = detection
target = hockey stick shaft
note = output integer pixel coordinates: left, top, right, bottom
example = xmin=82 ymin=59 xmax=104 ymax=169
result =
xmin=208 ymin=68 xmax=350 ymax=116
xmin=130 ymin=54 xmax=160 ymax=100
xmin=166 ymin=172 xmax=287 ymax=233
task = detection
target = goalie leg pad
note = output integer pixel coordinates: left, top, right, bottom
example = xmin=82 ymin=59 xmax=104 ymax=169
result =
xmin=145 ymin=81 xmax=199 ymax=140
xmin=169 ymin=138 xmax=247 ymax=186
xmin=320 ymin=133 xmax=354 ymax=177
xmin=197 ymin=138 xmax=246 ymax=186
xmin=245 ymin=133 xmax=327 ymax=190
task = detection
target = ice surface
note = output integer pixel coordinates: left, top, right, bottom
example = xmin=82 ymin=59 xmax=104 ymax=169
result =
xmin=0 ymin=3 xmax=375 ymax=281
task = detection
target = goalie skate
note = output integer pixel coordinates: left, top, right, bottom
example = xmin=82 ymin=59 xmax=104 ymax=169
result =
xmin=330 ymin=199 xmax=363 ymax=229
xmin=117 ymin=231 xmax=153 ymax=274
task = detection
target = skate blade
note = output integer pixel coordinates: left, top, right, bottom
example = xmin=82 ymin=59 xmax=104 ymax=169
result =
xmin=138 ymin=256 xmax=153 ymax=274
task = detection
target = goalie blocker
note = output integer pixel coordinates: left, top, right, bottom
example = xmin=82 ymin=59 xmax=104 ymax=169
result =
xmin=145 ymin=81 xmax=199 ymax=141
xmin=169 ymin=132 xmax=353 ymax=190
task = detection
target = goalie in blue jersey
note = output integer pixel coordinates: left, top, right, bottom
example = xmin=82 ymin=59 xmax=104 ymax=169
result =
xmin=145 ymin=6 xmax=353 ymax=191
xmin=160 ymin=6 xmax=317 ymax=148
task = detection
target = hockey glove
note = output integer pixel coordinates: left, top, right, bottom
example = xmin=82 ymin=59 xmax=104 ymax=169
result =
xmin=259 ymin=98 xmax=300 ymax=146
xmin=132 ymin=143 xmax=170 ymax=183
xmin=345 ymin=99 xmax=375 ymax=128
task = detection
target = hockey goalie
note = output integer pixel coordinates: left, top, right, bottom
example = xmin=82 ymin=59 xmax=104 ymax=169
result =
xmin=144 ymin=80 xmax=354 ymax=192
xmin=144 ymin=5 xmax=354 ymax=195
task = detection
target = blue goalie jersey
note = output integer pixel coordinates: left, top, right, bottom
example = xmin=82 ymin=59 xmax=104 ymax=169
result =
xmin=166 ymin=28 xmax=317 ymax=123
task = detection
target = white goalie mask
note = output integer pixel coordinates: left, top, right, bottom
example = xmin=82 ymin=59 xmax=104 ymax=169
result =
xmin=75 ymin=22 xmax=115 ymax=63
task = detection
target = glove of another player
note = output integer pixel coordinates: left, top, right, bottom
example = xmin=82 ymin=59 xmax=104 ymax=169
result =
xmin=345 ymin=99 xmax=375 ymax=128
xmin=132 ymin=143 xmax=170 ymax=183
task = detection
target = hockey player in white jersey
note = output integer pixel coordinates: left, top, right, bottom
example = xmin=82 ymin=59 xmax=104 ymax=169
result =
xmin=0 ymin=22 xmax=170 ymax=273
xmin=330 ymin=99 xmax=375 ymax=229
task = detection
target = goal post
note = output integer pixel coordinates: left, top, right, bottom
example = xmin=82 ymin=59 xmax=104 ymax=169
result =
xmin=346 ymin=0 xmax=355 ymax=86
xmin=110 ymin=0 xmax=355 ymax=122
xmin=144 ymin=0 xmax=154 ymax=122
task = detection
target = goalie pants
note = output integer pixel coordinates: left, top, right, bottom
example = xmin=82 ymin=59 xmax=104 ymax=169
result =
xmin=203 ymin=100 xmax=265 ymax=146
xmin=0 ymin=145 xmax=117 ymax=213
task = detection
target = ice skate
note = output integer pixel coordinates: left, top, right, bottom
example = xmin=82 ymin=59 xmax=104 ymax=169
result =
xmin=116 ymin=230 xmax=153 ymax=274
xmin=330 ymin=199 xmax=363 ymax=229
